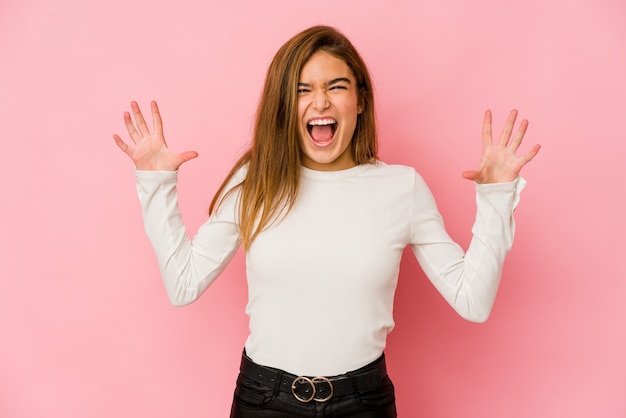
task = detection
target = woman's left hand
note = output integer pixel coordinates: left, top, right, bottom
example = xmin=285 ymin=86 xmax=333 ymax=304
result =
xmin=462 ymin=109 xmax=541 ymax=184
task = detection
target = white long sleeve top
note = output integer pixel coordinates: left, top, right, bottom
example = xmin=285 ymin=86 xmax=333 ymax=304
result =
xmin=135 ymin=162 xmax=525 ymax=376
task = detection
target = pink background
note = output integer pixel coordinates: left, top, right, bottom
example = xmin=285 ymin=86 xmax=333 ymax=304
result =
xmin=1 ymin=0 xmax=625 ymax=416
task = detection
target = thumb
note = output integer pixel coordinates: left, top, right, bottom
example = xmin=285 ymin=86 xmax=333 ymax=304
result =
xmin=180 ymin=150 xmax=199 ymax=163
xmin=461 ymin=170 xmax=480 ymax=182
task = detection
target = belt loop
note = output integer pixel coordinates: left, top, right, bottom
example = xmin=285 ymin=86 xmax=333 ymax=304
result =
xmin=272 ymin=369 xmax=283 ymax=396
xmin=348 ymin=369 xmax=361 ymax=395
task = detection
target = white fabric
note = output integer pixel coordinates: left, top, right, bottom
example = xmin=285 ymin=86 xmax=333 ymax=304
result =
xmin=135 ymin=162 xmax=525 ymax=376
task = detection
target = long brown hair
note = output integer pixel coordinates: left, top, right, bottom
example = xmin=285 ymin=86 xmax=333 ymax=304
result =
xmin=209 ymin=25 xmax=378 ymax=249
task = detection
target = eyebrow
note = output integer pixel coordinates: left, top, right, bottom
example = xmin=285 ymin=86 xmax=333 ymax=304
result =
xmin=298 ymin=77 xmax=352 ymax=88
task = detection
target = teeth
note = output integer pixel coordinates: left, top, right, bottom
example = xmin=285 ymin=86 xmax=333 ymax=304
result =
xmin=308 ymin=119 xmax=336 ymax=126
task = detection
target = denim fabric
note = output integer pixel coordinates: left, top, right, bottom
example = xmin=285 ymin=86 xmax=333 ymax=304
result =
xmin=230 ymin=359 xmax=397 ymax=418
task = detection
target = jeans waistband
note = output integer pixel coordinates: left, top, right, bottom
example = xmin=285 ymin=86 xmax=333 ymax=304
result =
xmin=239 ymin=352 xmax=387 ymax=403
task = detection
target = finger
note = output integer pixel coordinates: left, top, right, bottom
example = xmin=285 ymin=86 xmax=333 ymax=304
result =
xmin=151 ymin=101 xmax=164 ymax=136
xmin=180 ymin=150 xmax=199 ymax=163
xmin=113 ymin=134 xmax=134 ymax=157
xmin=461 ymin=169 xmax=477 ymax=180
xmin=461 ymin=169 xmax=482 ymax=183
xmin=498 ymin=109 xmax=518 ymax=147
xmin=519 ymin=143 xmax=541 ymax=166
xmin=123 ymin=111 xmax=140 ymax=143
xmin=482 ymin=109 xmax=492 ymax=147
xmin=508 ymin=119 xmax=528 ymax=152
xmin=131 ymin=101 xmax=151 ymax=137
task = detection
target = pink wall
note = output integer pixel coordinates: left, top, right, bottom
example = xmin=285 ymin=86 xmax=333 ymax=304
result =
xmin=1 ymin=0 xmax=625 ymax=416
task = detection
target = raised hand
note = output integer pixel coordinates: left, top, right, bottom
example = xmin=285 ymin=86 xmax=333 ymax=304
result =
xmin=113 ymin=101 xmax=198 ymax=171
xmin=462 ymin=109 xmax=540 ymax=184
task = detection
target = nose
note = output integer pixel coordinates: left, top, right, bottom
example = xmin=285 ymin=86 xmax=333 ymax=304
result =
xmin=311 ymin=89 xmax=329 ymax=111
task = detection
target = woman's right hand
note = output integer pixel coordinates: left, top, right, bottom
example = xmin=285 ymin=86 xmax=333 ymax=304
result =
xmin=113 ymin=101 xmax=198 ymax=171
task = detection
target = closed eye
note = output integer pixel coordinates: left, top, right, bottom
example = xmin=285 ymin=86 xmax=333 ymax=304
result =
xmin=326 ymin=77 xmax=351 ymax=91
xmin=297 ymin=82 xmax=311 ymax=94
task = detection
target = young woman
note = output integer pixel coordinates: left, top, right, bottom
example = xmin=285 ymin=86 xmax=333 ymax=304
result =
xmin=114 ymin=25 xmax=540 ymax=418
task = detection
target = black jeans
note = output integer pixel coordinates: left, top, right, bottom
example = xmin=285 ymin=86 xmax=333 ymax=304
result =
xmin=230 ymin=352 xmax=397 ymax=417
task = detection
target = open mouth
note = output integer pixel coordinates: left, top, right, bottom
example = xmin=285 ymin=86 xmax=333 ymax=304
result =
xmin=307 ymin=118 xmax=337 ymax=145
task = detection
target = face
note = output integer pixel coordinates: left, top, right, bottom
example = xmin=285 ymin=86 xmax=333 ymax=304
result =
xmin=297 ymin=51 xmax=362 ymax=171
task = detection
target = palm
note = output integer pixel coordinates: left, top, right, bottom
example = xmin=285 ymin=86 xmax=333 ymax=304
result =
xmin=113 ymin=101 xmax=198 ymax=171
xmin=462 ymin=110 xmax=540 ymax=184
xmin=126 ymin=129 xmax=182 ymax=171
